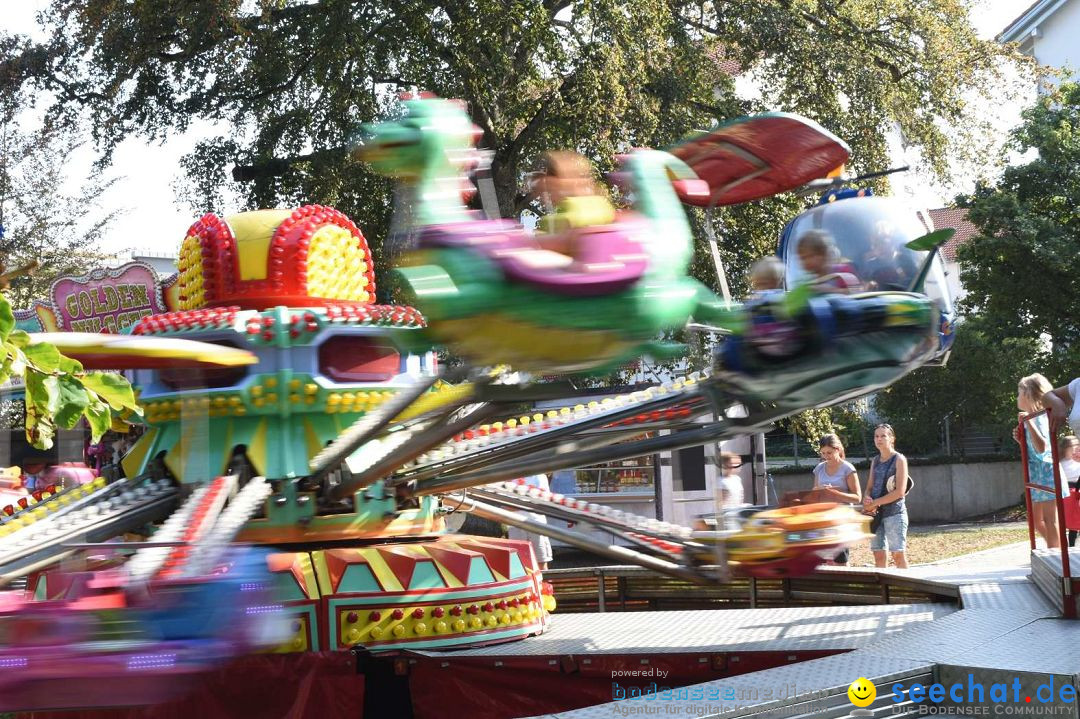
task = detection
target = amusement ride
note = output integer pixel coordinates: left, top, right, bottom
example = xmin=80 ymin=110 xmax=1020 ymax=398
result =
xmin=0 ymin=95 xmax=957 ymax=715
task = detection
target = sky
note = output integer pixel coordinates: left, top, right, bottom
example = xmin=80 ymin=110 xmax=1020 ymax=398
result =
xmin=1 ymin=0 xmax=1031 ymax=259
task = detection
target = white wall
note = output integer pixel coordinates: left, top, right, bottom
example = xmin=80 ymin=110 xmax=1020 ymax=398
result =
xmin=944 ymin=259 xmax=966 ymax=306
xmin=1028 ymin=0 xmax=1080 ymax=82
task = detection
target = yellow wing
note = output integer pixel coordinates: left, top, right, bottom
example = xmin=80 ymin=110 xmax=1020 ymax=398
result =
xmin=28 ymin=333 xmax=257 ymax=369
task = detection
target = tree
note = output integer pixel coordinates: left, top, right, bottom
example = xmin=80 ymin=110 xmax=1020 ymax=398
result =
xmin=873 ymin=315 xmax=1043 ymax=456
xmin=0 ymin=0 xmax=1028 ymax=302
xmin=956 ymin=82 xmax=1080 ymax=384
xmin=0 ymin=82 xmax=118 ymax=309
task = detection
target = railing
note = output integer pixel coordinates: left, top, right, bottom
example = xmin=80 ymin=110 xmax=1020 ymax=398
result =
xmin=542 ymin=564 xmax=959 ymax=612
xmin=1017 ymin=408 xmax=1076 ymax=617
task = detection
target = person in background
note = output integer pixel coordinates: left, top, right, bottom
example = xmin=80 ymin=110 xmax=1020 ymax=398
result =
xmin=863 ymin=423 xmax=909 ymax=569
xmin=1058 ymin=435 xmax=1080 ymax=547
xmin=812 ymin=434 xmax=861 ymax=565
xmin=1015 ymin=374 xmax=1067 ymax=549
xmin=718 ymin=451 xmax=745 ymax=508
xmin=715 ymin=452 xmax=747 ymax=531
xmin=796 ymin=230 xmax=860 ymax=293
xmin=749 ymin=256 xmax=785 ymax=295
xmin=20 ymin=460 xmax=47 ymax=493
xmin=505 ymin=474 xmax=553 ymax=570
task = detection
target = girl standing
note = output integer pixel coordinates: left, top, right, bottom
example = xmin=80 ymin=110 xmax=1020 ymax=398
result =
xmin=1015 ymin=374 xmax=1067 ymax=549
xmin=812 ymin=434 xmax=861 ymax=503
xmin=863 ymin=424 xmax=910 ymax=569
xmin=813 ymin=434 xmax=861 ymax=565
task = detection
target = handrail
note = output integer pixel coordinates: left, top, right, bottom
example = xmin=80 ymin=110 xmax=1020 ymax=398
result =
xmin=1017 ymin=408 xmax=1074 ymax=617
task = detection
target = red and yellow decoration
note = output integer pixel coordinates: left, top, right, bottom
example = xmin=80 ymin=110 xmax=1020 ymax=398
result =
xmin=177 ymin=205 xmax=377 ymax=310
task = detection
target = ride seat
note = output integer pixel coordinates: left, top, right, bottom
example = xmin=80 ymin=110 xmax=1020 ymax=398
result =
xmin=493 ymin=224 xmax=649 ymax=297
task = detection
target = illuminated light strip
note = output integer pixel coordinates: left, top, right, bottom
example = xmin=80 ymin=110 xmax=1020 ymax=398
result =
xmin=153 ymin=476 xmax=235 ymax=580
xmin=0 ymin=482 xmax=69 ymax=528
xmin=336 ymin=429 xmax=423 ymax=481
xmin=336 ymin=590 xmax=544 ymax=647
xmin=487 ymin=480 xmax=693 ymax=540
xmin=409 ymin=370 xmax=708 ymax=468
xmin=181 ymin=477 xmax=273 ymax=577
xmin=126 ymin=653 xmax=177 ymax=671
xmin=127 ymin=482 xmax=213 ymax=581
xmin=0 ymin=479 xmax=175 ymax=564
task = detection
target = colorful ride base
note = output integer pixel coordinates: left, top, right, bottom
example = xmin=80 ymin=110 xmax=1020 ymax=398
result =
xmin=269 ymin=535 xmax=549 ymax=653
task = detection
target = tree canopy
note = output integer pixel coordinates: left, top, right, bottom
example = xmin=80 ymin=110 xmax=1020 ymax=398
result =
xmin=0 ymin=0 xmax=1028 ymax=302
xmin=874 ymin=315 xmax=1043 ymax=455
xmin=956 ymin=81 xmax=1080 ymax=384
xmin=0 ymin=83 xmax=118 ymax=309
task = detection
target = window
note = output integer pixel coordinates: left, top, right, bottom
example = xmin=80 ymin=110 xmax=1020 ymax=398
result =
xmin=674 ymin=445 xmax=706 ymax=492
xmin=318 ymin=336 xmax=401 ymax=383
xmin=158 ymin=342 xmax=248 ymax=390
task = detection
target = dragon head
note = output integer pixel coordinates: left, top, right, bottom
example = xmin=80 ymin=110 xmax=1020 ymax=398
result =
xmin=356 ymin=97 xmax=481 ymax=182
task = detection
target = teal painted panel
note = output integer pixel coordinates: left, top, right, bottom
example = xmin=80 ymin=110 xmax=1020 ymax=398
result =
xmin=408 ymin=562 xmax=445 ymax=590
xmin=340 ymin=564 xmax=382 ymax=593
xmin=507 ymin=552 xmax=526 ymax=579
xmin=466 ymin=557 xmax=495 ymax=585
xmin=274 ymin=573 xmax=308 ymax=602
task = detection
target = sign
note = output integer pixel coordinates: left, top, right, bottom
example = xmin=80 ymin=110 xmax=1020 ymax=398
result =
xmin=47 ymin=262 xmax=168 ymax=333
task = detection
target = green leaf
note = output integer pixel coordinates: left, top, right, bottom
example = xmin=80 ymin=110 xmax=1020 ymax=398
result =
xmin=58 ymin=354 xmax=84 ymax=373
xmin=24 ymin=370 xmax=60 ymax=450
xmin=0 ymin=297 xmax=13 ymax=343
xmin=6 ymin=330 xmax=30 ymax=349
xmin=23 ymin=342 xmax=62 ymax=373
xmin=0 ymin=355 xmax=12 ymax=388
xmin=80 ymin=371 xmax=138 ymax=412
xmin=84 ymin=399 xmax=112 ymax=443
xmin=54 ymin=376 xmax=92 ymax=430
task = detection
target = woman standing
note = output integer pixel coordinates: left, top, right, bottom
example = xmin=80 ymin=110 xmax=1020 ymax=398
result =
xmin=812 ymin=434 xmax=861 ymax=565
xmin=812 ymin=434 xmax=861 ymax=503
xmin=1015 ymin=374 xmax=1067 ymax=549
xmin=863 ymin=424 xmax=909 ymax=569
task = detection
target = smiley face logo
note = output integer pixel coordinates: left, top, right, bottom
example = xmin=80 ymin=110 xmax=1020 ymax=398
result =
xmin=848 ymin=677 xmax=876 ymax=707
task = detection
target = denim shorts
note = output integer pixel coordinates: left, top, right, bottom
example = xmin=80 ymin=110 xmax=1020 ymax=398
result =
xmin=870 ymin=512 xmax=908 ymax=552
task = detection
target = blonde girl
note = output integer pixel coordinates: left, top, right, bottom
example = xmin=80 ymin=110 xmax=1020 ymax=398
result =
xmin=1016 ymin=374 xmax=1067 ymax=549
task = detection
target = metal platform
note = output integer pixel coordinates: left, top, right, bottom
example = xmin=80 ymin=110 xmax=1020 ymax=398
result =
xmin=1031 ymin=546 xmax=1080 ymax=617
xmin=521 ymin=541 xmax=1076 ymax=719
xmin=413 ymin=604 xmax=955 ymax=658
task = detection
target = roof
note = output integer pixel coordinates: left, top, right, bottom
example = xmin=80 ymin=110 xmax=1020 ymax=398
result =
xmin=928 ymin=207 xmax=978 ymax=262
xmin=707 ymin=45 xmax=744 ymax=77
xmin=999 ymin=0 xmax=1070 ymax=43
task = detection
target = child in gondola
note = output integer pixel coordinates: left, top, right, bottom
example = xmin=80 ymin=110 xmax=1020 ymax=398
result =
xmin=530 ymin=151 xmax=616 ymax=259
xmin=796 ymin=230 xmax=861 ymax=293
